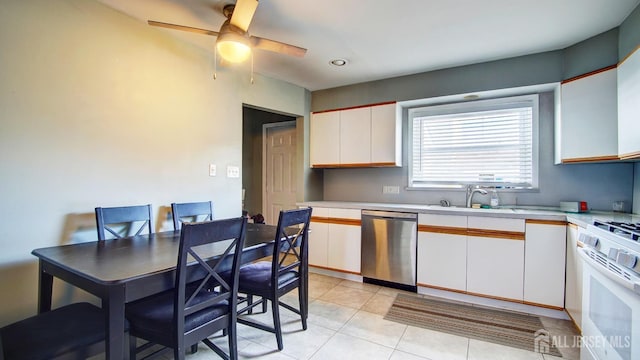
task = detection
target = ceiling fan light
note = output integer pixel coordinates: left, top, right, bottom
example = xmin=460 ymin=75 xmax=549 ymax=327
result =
xmin=217 ymin=40 xmax=251 ymax=63
xmin=216 ymin=28 xmax=251 ymax=63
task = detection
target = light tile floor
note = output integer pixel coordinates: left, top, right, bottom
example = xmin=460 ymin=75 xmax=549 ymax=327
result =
xmin=153 ymin=273 xmax=581 ymax=360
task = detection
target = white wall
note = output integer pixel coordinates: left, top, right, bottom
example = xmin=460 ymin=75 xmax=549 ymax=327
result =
xmin=0 ymin=0 xmax=308 ymax=325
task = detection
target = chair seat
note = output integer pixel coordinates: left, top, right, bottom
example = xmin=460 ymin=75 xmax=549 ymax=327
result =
xmin=237 ymin=261 xmax=298 ymax=295
xmin=0 ymin=302 xmax=105 ymax=360
xmin=126 ymin=288 xmax=229 ymax=341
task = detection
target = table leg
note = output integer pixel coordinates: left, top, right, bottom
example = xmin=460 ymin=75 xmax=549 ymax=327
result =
xmin=103 ymin=285 xmax=127 ymax=360
xmin=37 ymin=260 xmax=53 ymax=313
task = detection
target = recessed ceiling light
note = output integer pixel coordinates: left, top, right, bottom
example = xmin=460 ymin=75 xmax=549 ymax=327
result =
xmin=329 ymin=59 xmax=348 ymax=66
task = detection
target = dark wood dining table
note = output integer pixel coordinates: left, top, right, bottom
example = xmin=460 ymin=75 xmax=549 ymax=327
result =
xmin=31 ymin=222 xmax=290 ymax=360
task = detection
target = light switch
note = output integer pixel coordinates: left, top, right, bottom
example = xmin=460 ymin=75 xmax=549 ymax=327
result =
xmin=383 ymin=185 xmax=400 ymax=194
xmin=209 ymin=164 xmax=216 ymax=177
xmin=227 ymin=166 xmax=240 ymax=178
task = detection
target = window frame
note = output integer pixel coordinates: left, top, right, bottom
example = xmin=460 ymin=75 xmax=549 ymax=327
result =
xmin=407 ymin=94 xmax=539 ymax=190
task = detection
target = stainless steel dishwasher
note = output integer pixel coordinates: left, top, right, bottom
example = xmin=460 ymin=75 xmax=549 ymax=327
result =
xmin=361 ymin=210 xmax=417 ymax=291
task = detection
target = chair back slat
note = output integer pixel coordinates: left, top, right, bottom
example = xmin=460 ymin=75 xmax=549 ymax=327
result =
xmin=174 ymin=217 xmax=246 ymax=334
xmin=271 ymin=208 xmax=312 ymax=285
xmin=171 ymin=201 xmax=214 ymax=231
xmin=95 ymin=204 xmax=152 ymax=241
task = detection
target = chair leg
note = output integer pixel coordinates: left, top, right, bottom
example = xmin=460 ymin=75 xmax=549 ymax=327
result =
xmin=228 ymin=322 xmax=238 ymax=360
xmin=298 ymin=284 xmax=308 ymax=330
xmin=174 ymin=346 xmax=185 ymax=360
xmin=271 ymin=298 xmax=283 ymax=350
xmin=247 ymin=295 xmax=253 ymax=315
xmin=262 ymin=296 xmax=268 ymax=313
xmin=129 ymin=335 xmax=137 ymax=360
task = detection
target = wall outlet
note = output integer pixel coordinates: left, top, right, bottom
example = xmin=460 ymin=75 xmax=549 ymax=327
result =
xmin=209 ymin=164 xmax=216 ymax=177
xmin=383 ymin=185 xmax=400 ymax=194
xmin=227 ymin=165 xmax=240 ymax=178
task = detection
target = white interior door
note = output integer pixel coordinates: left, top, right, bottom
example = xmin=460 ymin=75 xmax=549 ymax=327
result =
xmin=263 ymin=122 xmax=297 ymax=225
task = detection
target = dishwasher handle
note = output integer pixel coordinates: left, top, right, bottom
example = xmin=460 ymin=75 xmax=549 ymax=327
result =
xmin=361 ymin=210 xmax=417 ymax=220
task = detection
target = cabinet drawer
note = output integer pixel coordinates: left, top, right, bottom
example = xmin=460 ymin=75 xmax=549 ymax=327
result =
xmin=467 ymin=216 xmax=524 ymax=232
xmin=311 ymin=207 xmax=330 ymax=218
xmin=419 ymin=214 xmax=466 ymax=228
xmin=328 ymin=208 xmax=361 ymax=220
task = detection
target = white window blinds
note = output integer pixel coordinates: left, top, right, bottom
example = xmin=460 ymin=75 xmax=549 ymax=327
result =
xmin=409 ymin=95 xmax=538 ymax=189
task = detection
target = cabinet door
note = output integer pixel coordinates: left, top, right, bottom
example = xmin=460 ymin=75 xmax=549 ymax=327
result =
xmin=565 ymin=223 xmax=584 ymax=328
xmin=308 ymin=221 xmax=328 ymax=267
xmin=618 ymin=49 xmax=640 ymax=158
xmin=523 ymin=222 xmax=566 ymax=308
xmin=467 ymin=236 xmax=524 ymax=301
xmin=327 ymin=223 xmax=361 ymax=273
xmin=417 ymin=231 xmax=467 ymax=292
xmin=339 ymin=107 xmax=371 ymax=165
xmin=371 ymin=103 xmax=400 ymax=165
xmin=310 ymin=111 xmax=340 ymax=166
xmin=559 ymin=68 xmax=618 ymax=162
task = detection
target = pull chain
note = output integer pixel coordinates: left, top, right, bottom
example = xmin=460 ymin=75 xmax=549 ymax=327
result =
xmin=213 ymin=45 xmax=217 ymax=80
xmin=250 ymin=52 xmax=254 ymax=84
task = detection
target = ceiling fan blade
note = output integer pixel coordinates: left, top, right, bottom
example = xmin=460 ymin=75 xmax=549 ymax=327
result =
xmin=251 ymin=36 xmax=307 ymax=57
xmin=230 ymin=0 xmax=258 ymax=32
xmin=148 ymin=20 xmax=219 ymax=37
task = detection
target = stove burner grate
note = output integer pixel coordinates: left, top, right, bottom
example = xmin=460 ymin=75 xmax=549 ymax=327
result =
xmin=593 ymin=220 xmax=640 ymax=242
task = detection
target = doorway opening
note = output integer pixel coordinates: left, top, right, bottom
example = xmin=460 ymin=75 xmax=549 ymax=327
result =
xmin=242 ymin=106 xmax=298 ymax=225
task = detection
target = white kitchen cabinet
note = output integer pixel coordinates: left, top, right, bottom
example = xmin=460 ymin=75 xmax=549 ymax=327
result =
xmin=565 ymin=222 xmax=584 ymax=329
xmin=326 ymin=208 xmax=361 ymax=273
xmin=556 ymin=67 xmax=618 ymax=163
xmin=523 ymin=221 xmax=567 ymax=308
xmin=310 ymin=111 xmax=340 ymax=166
xmin=308 ymin=207 xmax=361 ymax=274
xmin=327 ymin=221 xmax=361 ymax=273
xmin=467 ymin=236 xmax=525 ymax=301
xmin=308 ymin=207 xmax=330 ymax=267
xmin=618 ymin=47 xmax=640 ymax=159
xmin=467 ymin=217 xmax=525 ymax=301
xmin=371 ymin=103 xmax=401 ymax=165
xmin=310 ymin=102 xmax=400 ymax=167
xmin=339 ymin=107 xmax=371 ymax=165
xmin=417 ymin=214 xmax=467 ymax=292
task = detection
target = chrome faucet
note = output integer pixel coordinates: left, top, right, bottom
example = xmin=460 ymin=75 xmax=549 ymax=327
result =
xmin=466 ymin=185 xmax=488 ymax=208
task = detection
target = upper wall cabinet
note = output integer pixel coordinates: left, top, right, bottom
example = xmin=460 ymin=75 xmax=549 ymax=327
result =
xmin=555 ymin=66 xmax=618 ymax=164
xmin=618 ymin=47 xmax=640 ymax=160
xmin=310 ymin=102 xmax=402 ymax=168
xmin=310 ymin=110 xmax=340 ymax=166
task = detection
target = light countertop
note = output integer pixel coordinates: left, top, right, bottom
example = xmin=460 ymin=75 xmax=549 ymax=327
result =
xmin=298 ymin=201 xmax=639 ymax=225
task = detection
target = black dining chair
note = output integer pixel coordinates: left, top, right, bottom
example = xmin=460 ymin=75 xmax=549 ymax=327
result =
xmin=171 ymin=201 xmax=214 ymax=231
xmin=95 ymin=204 xmax=153 ymax=241
xmin=235 ymin=207 xmax=312 ymax=351
xmin=125 ymin=217 xmax=247 ymax=360
xmin=0 ymin=302 xmax=107 ymax=360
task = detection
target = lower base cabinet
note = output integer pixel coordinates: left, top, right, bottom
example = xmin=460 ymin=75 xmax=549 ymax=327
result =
xmin=523 ymin=221 xmax=567 ymax=308
xmin=308 ymin=207 xmax=361 ymax=274
xmin=309 ymin=220 xmax=329 ymax=267
xmin=417 ymin=231 xmax=467 ymax=292
xmin=467 ymin=236 xmax=525 ymax=301
xmin=565 ymin=222 xmax=584 ymax=328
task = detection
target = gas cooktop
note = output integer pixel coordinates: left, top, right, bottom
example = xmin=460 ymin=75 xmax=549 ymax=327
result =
xmin=593 ymin=220 xmax=640 ymax=242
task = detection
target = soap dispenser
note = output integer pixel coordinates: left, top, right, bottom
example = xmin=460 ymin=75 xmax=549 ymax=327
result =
xmin=490 ymin=189 xmax=500 ymax=207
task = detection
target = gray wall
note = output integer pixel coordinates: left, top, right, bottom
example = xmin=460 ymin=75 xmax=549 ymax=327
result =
xmin=311 ymin=5 xmax=640 ymax=212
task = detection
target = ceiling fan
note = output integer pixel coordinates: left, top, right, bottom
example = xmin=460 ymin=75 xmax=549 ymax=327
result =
xmin=148 ymin=0 xmax=307 ymax=63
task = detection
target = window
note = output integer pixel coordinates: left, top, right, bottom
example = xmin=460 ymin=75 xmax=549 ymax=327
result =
xmin=409 ymin=94 xmax=538 ymax=189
